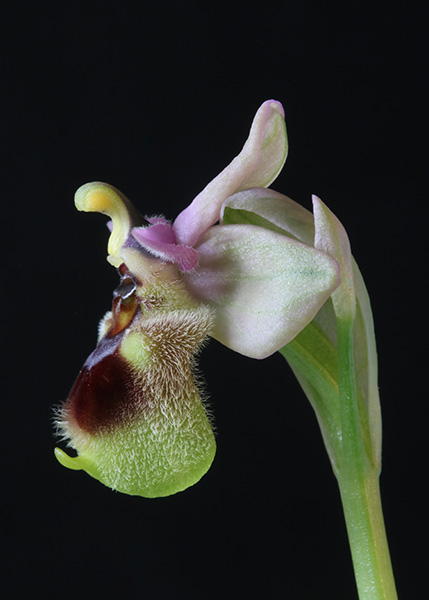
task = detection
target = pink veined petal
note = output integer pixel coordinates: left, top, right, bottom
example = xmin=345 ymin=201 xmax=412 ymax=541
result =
xmin=173 ymin=100 xmax=287 ymax=247
xmin=183 ymin=224 xmax=339 ymax=359
xmin=132 ymin=226 xmax=198 ymax=271
xmin=138 ymin=223 xmax=177 ymax=244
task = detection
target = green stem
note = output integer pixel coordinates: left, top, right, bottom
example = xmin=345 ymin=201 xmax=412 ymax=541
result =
xmin=336 ymin=317 xmax=397 ymax=600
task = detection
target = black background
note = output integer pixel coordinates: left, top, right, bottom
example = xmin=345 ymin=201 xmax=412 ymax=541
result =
xmin=3 ymin=1 xmax=427 ymax=598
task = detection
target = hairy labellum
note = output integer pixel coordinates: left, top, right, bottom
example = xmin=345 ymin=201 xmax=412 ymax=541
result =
xmin=56 ymin=256 xmax=216 ymax=498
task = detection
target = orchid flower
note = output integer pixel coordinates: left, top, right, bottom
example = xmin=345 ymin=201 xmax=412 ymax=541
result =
xmin=55 ymin=101 xmax=339 ymax=498
xmin=122 ymin=100 xmax=340 ymax=359
xmin=55 ymin=100 xmax=397 ymax=599
xmin=219 ymin=189 xmax=396 ymax=599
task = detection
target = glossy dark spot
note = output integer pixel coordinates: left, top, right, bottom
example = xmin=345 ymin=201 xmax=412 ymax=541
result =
xmin=67 ymin=334 xmax=147 ymax=433
xmin=108 ymin=267 xmax=139 ymax=337
xmin=114 ymin=278 xmax=135 ymax=300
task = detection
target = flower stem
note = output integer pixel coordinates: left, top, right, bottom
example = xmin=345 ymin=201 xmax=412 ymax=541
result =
xmin=336 ymin=316 xmax=397 ymax=600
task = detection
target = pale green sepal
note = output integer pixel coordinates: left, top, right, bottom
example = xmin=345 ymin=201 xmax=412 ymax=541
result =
xmin=311 ymin=265 xmax=379 ymax=454
xmin=238 ymin=106 xmax=288 ymax=190
xmin=173 ymin=100 xmax=287 ymax=247
xmin=221 ymin=188 xmax=314 ymax=245
xmin=279 ymin=310 xmax=375 ymax=474
xmin=278 ymin=319 xmax=342 ymax=475
xmin=313 ymin=195 xmax=356 ymax=320
xmin=185 ymin=224 xmax=340 ymax=359
xmin=225 ymin=191 xmax=381 ymax=468
xmin=352 ymin=260 xmax=382 ymax=470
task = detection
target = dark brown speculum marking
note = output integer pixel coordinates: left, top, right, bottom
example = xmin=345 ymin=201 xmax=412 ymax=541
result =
xmin=66 ymin=265 xmax=146 ymax=433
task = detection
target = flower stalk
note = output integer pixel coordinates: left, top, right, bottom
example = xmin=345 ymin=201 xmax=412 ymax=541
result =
xmin=335 ymin=316 xmax=397 ymax=600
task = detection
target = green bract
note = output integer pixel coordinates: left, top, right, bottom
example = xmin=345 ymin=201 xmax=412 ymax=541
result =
xmin=222 ymin=188 xmax=381 ymax=473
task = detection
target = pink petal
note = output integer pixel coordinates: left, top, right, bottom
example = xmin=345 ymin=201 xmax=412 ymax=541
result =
xmin=138 ymin=223 xmax=177 ymax=244
xmin=146 ymin=216 xmax=172 ymax=226
xmin=132 ymin=226 xmax=198 ymax=271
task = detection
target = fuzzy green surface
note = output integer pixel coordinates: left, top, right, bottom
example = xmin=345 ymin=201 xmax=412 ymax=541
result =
xmin=56 ymin=386 xmax=216 ymax=497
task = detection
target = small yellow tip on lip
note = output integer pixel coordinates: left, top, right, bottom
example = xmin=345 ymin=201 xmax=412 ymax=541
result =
xmin=54 ymin=447 xmax=84 ymax=471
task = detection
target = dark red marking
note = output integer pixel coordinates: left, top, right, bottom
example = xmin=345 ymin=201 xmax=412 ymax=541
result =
xmin=67 ymin=338 xmax=143 ymax=432
xmin=65 ymin=265 xmax=146 ymax=433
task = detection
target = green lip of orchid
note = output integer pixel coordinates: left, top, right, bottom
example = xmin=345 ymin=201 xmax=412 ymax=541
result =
xmin=55 ymin=253 xmax=216 ymax=498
